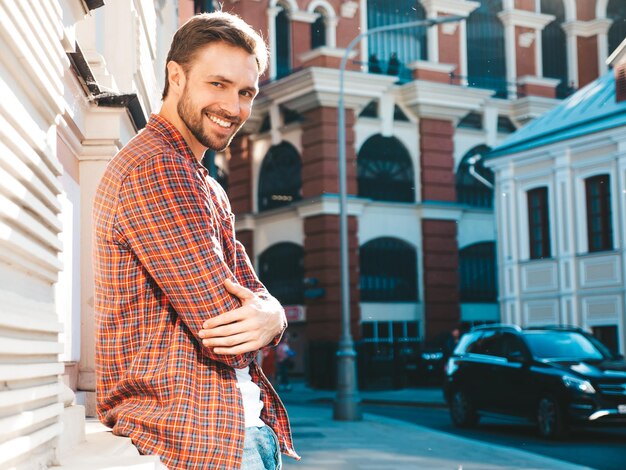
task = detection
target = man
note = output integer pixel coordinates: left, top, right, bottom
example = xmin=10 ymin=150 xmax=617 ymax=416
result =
xmin=92 ymin=12 xmax=297 ymax=469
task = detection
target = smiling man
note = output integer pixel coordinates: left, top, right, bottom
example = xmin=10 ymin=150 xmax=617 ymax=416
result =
xmin=92 ymin=12 xmax=297 ymax=470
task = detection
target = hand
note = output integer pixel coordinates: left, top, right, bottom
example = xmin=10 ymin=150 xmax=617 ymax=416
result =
xmin=198 ymin=279 xmax=286 ymax=356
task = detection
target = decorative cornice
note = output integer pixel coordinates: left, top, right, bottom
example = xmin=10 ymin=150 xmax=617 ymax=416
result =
xmin=340 ymin=1 xmax=359 ymax=19
xmin=407 ymin=60 xmax=456 ymax=74
xmin=510 ymin=95 xmax=559 ymax=125
xmin=299 ymin=47 xmax=357 ymax=62
xmin=562 ymin=19 xmax=613 ymax=38
xmin=517 ymin=75 xmax=561 ymax=87
xmin=397 ymin=80 xmax=493 ymax=122
xmin=497 ymin=9 xmax=555 ymax=30
xmin=258 ymin=67 xmax=397 ymax=113
xmin=289 ymin=10 xmax=319 ymax=23
xmin=421 ymin=0 xmax=480 ymax=17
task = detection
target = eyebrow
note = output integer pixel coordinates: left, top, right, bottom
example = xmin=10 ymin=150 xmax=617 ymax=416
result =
xmin=208 ymin=75 xmax=258 ymax=95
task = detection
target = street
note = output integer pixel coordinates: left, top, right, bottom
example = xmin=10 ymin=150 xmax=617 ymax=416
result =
xmin=363 ymin=403 xmax=626 ymax=470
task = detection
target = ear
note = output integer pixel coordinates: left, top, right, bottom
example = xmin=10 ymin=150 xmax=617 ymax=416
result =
xmin=166 ymin=60 xmax=186 ymax=97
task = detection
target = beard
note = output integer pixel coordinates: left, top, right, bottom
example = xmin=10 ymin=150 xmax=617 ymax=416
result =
xmin=177 ymin=85 xmax=242 ymax=152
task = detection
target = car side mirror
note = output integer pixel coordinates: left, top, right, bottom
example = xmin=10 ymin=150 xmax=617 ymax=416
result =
xmin=507 ymin=351 xmax=527 ymax=363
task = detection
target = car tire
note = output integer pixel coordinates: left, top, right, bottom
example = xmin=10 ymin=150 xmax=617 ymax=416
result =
xmin=450 ymin=390 xmax=479 ymax=428
xmin=536 ymin=394 xmax=568 ymax=439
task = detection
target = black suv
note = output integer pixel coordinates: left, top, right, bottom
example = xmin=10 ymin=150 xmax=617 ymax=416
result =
xmin=443 ymin=325 xmax=626 ymax=438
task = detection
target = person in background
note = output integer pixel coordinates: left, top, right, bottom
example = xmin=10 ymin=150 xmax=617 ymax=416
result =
xmin=276 ymin=335 xmax=295 ymax=392
xmin=92 ymin=11 xmax=298 ymax=470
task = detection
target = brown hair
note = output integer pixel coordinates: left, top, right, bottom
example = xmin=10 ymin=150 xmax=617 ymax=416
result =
xmin=162 ymin=11 xmax=268 ymax=99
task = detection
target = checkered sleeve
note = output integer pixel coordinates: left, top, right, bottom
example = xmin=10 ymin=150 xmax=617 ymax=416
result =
xmin=116 ymin=151 xmax=254 ymax=368
xmin=210 ymin=182 xmax=287 ymax=348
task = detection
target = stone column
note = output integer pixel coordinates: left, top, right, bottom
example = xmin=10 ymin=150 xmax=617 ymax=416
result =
xmin=562 ymin=19 xmax=612 ymax=88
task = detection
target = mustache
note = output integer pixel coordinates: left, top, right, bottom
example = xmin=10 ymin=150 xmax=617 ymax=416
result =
xmin=202 ymin=107 xmax=241 ymax=125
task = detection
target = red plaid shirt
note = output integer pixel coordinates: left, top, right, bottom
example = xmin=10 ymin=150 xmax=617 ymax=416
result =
xmin=93 ymin=114 xmax=297 ymax=469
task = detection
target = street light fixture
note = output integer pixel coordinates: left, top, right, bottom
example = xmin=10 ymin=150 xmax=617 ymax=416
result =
xmin=334 ymin=15 xmax=465 ymax=421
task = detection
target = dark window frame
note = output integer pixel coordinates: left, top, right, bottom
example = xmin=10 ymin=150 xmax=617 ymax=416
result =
xmin=585 ymin=174 xmax=613 ymax=252
xmin=258 ymin=242 xmax=304 ymax=305
xmin=360 ymin=237 xmax=418 ymax=302
xmin=258 ymin=141 xmax=302 ymax=212
xmin=459 ymin=242 xmax=497 ymax=303
xmin=527 ymin=186 xmax=551 ymax=259
xmin=276 ymin=6 xmax=291 ymax=78
xmin=311 ymin=10 xmax=327 ymax=49
xmin=357 ymin=134 xmax=415 ymax=203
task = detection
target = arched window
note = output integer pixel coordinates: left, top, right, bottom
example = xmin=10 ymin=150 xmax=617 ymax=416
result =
xmin=311 ymin=9 xmax=326 ymax=49
xmin=258 ymin=142 xmax=302 ymax=212
xmin=456 ymin=145 xmax=494 ymax=208
xmin=366 ymin=0 xmax=427 ymax=82
xmin=541 ymin=0 xmax=570 ymax=98
xmin=459 ymin=242 xmax=497 ymax=303
xmin=608 ymin=0 xmax=626 ymax=56
xmin=357 ymin=135 xmax=415 ymax=202
xmin=276 ymin=5 xmax=291 ymax=78
xmin=466 ymin=0 xmax=507 ymax=98
xmin=258 ymin=243 xmax=304 ymax=305
xmin=360 ymin=237 xmax=417 ymax=302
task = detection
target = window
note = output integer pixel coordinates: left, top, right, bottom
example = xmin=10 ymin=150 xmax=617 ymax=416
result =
xmin=459 ymin=242 xmax=497 ymax=302
xmin=258 ymin=142 xmax=302 ymax=212
xmin=357 ymin=135 xmax=415 ymax=202
xmin=311 ymin=10 xmax=326 ymax=49
xmin=193 ymin=0 xmax=215 ymax=13
xmin=258 ymin=243 xmax=304 ymax=305
xmin=360 ymin=237 xmax=417 ymax=302
xmin=456 ymin=145 xmax=494 ymax=208
xmin=467 ymin=330 xmax=503 ymax=356
xmin=276 ymin=6 xmax=291 ymax=78
xmin=527 ymin=187 xmax=551 ymax=259
xmin=541 ymin=0 xmax=570 ymax=98
xmin=608 ymin=0 xmax=626 ymax=56
xmin=366 ymin=0 xmax=427 ymax=82
xmin=585 ymin=174 xmax=613 ymax=252
xmin=466 ymin=0 xmax=507 ymax=98
xmin=591 ymin=325 xmax=619 ymax=357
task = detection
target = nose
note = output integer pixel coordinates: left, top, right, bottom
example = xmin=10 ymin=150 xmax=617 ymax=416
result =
xmin=217 ymin=91 xmax=241 ymax=119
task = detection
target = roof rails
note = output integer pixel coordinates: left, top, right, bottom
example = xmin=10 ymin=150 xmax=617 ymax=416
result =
xmin=471 ymin=323 xmax=522 ymax=332
xmin=524 ymin=324 xmax=586 ymax=332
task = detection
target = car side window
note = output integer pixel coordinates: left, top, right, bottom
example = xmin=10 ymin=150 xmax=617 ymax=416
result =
xmin=467 ymin=330 xmax=504 ymax=357
xmin=501 ymin=333 xmax=527 ymax=359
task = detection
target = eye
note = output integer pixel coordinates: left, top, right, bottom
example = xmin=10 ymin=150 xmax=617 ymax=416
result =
xmin=240 ymin=90 xmax=253 ymax=98
xmin=210 ymin=82 xmax=223 ymax=88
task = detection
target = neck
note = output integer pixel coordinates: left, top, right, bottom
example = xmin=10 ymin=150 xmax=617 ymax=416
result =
xmin=158 ymin=102 xmax=206 ymax=161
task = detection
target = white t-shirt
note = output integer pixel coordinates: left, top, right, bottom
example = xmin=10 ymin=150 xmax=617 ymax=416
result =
xmin=234 ymin=366 xmax=265 ymax=427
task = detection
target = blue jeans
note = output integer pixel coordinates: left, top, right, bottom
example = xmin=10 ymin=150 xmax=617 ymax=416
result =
xmin=241 ymin=425 xmax=282 ymax=470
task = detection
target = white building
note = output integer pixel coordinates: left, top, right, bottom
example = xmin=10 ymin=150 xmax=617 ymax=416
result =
xmin=0 ymin=0 xmax=177 ymax=468
xmin=487 ymin=39 xmax=626 ymax=356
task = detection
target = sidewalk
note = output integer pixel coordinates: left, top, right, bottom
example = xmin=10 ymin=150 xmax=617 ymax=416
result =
xmin=278 ymin=381 xmax=591 ymax=470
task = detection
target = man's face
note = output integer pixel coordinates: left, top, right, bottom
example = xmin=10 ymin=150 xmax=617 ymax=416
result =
xmin=176 ymin=42 xmax=259 ymax=151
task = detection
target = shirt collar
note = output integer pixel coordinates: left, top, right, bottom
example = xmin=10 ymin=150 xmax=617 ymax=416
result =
xmin=146 ymin=113 xmax=200 ymax=166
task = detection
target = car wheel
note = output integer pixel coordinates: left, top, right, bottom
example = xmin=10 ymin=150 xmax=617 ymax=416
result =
xmin=450 ymin=390 xmax=479 ymax=428
xmin=537 ymin=395 xmax=568 ymax=439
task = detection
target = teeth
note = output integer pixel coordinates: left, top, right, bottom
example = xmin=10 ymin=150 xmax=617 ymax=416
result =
xmin=208 ymin=114 xmax=231 ymax=128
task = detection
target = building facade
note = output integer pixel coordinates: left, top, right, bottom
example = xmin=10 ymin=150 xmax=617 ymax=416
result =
xmin=185 ymin=0 xmax=626 ymax=386
xmin=487 ymin=39 xmax=626 ymax=357
xmin=0 ymin=0 xmax=176 ymax=468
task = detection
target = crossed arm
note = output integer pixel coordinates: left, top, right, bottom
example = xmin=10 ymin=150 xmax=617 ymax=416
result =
xmin=117 ymin=152 xmax=286 ymax=368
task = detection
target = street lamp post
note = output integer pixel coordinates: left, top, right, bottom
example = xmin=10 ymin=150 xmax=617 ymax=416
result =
xmin=334 ymin=15 xmax=465 ymax=421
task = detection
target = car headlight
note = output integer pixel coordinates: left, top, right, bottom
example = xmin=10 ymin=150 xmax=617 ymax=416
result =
xmin=562 ymin=376 xmax=596 ymax=394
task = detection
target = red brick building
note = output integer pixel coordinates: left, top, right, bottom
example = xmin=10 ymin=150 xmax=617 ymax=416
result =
xmin=180 ymin=0 xmax=626 ymax=388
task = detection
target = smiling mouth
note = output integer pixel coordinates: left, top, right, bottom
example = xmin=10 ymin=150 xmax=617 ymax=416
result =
xmin=206 ymin=113 xmax=233 ymax=129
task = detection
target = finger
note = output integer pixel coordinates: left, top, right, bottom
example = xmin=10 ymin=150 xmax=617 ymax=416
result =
xmin=202 ymin=331 xmax=254 ymax=349
xmin=213 ymin=340 xmax=263 ymax=356
xmin=199 ymin=318 xmax=249 ymax=339
xmin=224 ymin=278 xmax=255 ymax=300
xmin=201 ymin=307 xmax=248 ymax=329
